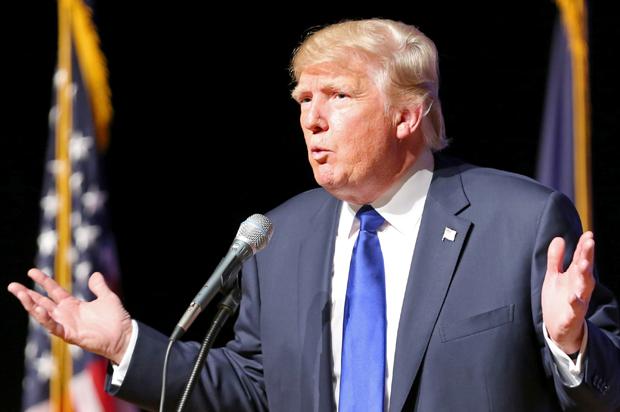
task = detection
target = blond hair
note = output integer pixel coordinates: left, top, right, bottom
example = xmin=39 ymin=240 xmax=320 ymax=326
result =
xmin=290 ymin=19 xmax=447 ymax=151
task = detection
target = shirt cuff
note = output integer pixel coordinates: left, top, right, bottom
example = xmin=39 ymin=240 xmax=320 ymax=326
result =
xmin=110 ymin=319 xmax=139 ymax=387
xmin=542 ymin=321 xmax=588 ymax=387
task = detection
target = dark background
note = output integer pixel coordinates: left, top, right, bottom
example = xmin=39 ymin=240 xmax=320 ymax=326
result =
xmin=2 ymin=2 xmax=619 ymax=411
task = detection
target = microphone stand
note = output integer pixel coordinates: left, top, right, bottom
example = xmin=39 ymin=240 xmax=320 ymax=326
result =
xmin=175 ymin=284 xmax=242 ymax=412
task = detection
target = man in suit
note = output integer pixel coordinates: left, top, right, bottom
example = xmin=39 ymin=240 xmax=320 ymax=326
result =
xmin=9 ymin=19 xmax=620 ymax=411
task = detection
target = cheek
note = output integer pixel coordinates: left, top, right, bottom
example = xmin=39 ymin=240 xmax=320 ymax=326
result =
xmin=335 ymin=119 xmax=382 ymax=158
xmin=301 ymin=128 xmax=313 ymax=147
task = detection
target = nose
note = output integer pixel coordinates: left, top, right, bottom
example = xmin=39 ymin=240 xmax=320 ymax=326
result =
xmin=301 ymin=100 xmax=328 ymax=133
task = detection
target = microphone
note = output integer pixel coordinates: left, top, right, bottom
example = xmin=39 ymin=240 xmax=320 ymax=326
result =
xmin=170 ymin=214 xmax=273 ymax=341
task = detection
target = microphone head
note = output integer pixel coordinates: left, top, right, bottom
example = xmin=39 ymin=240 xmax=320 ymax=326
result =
xmin=236 ymin=214 xmax=274 ymax=253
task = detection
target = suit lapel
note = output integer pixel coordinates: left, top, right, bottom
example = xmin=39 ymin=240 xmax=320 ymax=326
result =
xmin=297 ymin=194 xmax=341 ymax=412
xmin=389 ymin=157 xmax=472 ymax=412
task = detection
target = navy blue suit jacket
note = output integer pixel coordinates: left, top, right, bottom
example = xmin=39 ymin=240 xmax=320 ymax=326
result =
xmin=108 ymin=156 xmax=620 ymax=411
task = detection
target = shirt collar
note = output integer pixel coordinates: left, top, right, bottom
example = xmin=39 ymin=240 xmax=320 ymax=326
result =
xmin=339 ymin=148 xmax=435 ymax=238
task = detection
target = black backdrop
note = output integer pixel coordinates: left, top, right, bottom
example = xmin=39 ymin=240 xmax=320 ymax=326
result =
xmin=2 ymin=2 xmax=619 ymax=411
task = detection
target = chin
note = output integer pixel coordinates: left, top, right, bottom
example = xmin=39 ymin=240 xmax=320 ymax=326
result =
xmin=314 ymin=171 xmax=339 ymax=190
xmin=316 ymin=179 xmax=356 ymax=202
xmin=313 ymin=162 xmax=342 ymax=182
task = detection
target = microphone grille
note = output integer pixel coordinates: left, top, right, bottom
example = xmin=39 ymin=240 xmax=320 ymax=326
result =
xmin=236 ymin=214 xmax=274 ymax=253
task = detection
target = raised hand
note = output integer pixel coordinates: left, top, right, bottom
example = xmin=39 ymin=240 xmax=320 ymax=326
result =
xmin=542 ymin=231 xmax=595 ymax=354
xmin=8 ymin=268 xmax=133 ymax=364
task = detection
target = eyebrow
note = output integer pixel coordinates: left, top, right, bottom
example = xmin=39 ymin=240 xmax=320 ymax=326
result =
xmin=291 ymin=86 xmax=304 ymax=101
xmin=291 ymin=79 xmax=361 ymax=102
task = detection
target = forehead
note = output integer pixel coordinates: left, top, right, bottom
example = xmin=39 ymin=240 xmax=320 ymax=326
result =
xmin=294 ymin=62 xmax=375 ymax=92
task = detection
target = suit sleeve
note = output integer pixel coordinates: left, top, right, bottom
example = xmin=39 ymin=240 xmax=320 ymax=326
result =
xmin=531 ymin=190 xmax=620 ymax=411
xmin=106 ymin=256 xmax=268 ymax=412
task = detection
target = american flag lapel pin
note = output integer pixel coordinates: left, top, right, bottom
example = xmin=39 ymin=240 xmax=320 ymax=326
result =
xmin=442 ymin=227 xmax=457 ymax=242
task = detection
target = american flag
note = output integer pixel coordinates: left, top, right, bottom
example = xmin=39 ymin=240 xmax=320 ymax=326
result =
xmin=22 ymin=1 xmax=136 ymax=411
xmin=537 ymin=0 xmax=592 ymax=230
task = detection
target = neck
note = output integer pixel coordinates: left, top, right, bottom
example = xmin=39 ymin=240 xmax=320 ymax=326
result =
xmin=342 ymin=144 xmax=432 ymax=206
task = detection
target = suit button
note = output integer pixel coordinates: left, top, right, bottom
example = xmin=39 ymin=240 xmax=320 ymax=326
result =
xmin=602 ymin=384 xmax=609 ymax=395
xmin=591 ymin=375 xmax=609 ymax=394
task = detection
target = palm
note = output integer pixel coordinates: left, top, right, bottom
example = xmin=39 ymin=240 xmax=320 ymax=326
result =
xmin=53 ymin=292 xmax=130 ymax=358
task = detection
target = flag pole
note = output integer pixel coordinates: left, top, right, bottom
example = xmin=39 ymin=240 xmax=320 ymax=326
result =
xmin=51 ymin=0 xmax=74 ymax=410
xmin=556 ymin=0 xmax=592 ymax=231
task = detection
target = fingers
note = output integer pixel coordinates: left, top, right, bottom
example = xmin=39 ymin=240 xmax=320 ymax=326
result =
xmin=88 ymin=272 xmax=112 ymax=298
xmin=28 ymin=268 xmax=71 ymax=303
xmin=573 ymin=231 xmax=594 ymax=264
xmin=548 ymin=233 xmax=595 ymax=277
xmin=27 ymin=289 xmax=58 ymax=313
xmin=546 ymin=237 xmax=565 ymax=275
xmin=7 ymin=282 xmax=56 ymax=313
xmin=580 ymin=231 xmax=595 ymax=266
xmin=8 ymin=282 xmax=38 ymax=311
xmin=8 ymin=282 xmax=65 ymax=337
xmin=32 ymin=304 xmax=66 ymax=337
xmin=574 ymin=232 xmax=596 ymax=301
xmin=7 ymin=281 xmax=27 ymax=295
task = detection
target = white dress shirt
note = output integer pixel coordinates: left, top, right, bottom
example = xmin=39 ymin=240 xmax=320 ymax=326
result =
xmin=331 ymin=148 xmax=434 ymax=411
xmin=112 ymin=148 xmax=586 ymax=405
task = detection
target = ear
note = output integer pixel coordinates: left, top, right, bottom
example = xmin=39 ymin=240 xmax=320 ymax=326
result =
xmin=395 ymin=104 xmax=423 ymax=140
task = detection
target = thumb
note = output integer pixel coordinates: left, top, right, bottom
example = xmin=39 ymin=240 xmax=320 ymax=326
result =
xmin=546 ymin=237 xmax=565 ymax=275
xmin=88 ymin=272 xmax=112 ymax=298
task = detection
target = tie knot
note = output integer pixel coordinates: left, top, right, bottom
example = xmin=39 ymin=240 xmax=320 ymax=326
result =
xmin=356 ymin=205 xmax=385 ymax=233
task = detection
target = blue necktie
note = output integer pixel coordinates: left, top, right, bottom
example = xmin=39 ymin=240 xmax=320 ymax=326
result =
xmin=339 ymin=205 xmax=386 ymax=412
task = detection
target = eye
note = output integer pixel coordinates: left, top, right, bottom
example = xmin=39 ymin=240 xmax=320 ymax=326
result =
xmin=335 ymin=92 xmax=349 ymax=100
xmin=295 ymin=95 xmax=312 ymax=105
